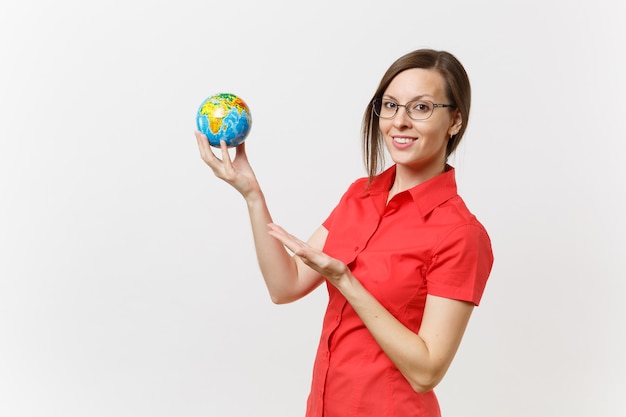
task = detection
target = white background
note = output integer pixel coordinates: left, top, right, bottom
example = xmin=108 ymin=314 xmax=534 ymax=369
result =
xmin=1 ymin=1 xmax=624 ymax=416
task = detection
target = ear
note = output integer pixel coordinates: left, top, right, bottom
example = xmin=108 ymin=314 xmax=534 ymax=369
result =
xmin=448 ymin=110 xmax=463 ymax=137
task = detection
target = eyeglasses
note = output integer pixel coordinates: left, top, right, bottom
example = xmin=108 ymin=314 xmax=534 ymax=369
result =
xmin=372 ymin=98 xmax=455 ymax=121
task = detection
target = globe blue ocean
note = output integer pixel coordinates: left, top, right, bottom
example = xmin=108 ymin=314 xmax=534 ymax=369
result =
xmin=196 ymin=93 xmax=252 ymax=147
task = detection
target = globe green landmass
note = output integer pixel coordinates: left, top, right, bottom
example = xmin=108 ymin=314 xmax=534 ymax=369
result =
xmin=196 ymin=93 xmax=252 ymax=147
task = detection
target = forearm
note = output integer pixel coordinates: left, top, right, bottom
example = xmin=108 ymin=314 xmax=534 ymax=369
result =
xmin=337 ymin=277 xmax=435 ymax=390
xmin=245 ymin=192 xmax=313 ymax=304
xmin=194 ymin=133 xmax=316 ymax=301
xmin=336 ymin=275 xmax=471 ymax=392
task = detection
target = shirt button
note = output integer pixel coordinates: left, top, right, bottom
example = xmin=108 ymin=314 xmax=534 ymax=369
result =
xmin=354 ymin=246 xmax=359 ymax=251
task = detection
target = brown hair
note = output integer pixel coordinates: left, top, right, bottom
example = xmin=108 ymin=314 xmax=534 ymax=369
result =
xmin=361 ymin=49 xmax=471 ymax=181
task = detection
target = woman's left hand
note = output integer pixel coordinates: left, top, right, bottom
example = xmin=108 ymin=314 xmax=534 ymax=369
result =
xmin=267 ymin=223 xmax=349 ymax=284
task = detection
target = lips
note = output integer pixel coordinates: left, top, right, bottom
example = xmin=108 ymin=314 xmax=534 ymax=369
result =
xmin=393 ymin=136 xmax=416 ymax=144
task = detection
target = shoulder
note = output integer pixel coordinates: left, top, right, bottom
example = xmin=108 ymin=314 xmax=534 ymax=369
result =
xmin=346 ymin=176 xmax=370 ymax=194
xmin=322 ymin=176 xmax=368 ymax=229
xmin=428 ymin=194 xmax=492 ymax=252
xmin=432 ymin=196 xmax=493 ymax=269
xmin=332 ymin=176 xmax=371 ymax=202
xmin=438 ymin=195 xmax=486 ymax=228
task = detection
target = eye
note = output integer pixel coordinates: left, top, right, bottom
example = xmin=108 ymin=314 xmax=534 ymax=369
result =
xmin=382 ymin=99 xmax=398 ymax=110
xmin=410 ymin=101 xmax=432 ymax=113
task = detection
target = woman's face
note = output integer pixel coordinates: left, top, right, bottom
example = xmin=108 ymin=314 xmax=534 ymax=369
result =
xmin=379 ymin=68 xmax=461 ymax=180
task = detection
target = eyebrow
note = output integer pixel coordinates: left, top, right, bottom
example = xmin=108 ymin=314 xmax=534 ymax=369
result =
xmin=382 ymin=94 xmax=435 ymax=101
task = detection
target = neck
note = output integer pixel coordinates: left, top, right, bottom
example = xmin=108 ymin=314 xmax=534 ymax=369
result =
xmin=391 ymin=163 xmax=446 ymax=193
xmin=387 ymin=164 xmax=445 ymax=204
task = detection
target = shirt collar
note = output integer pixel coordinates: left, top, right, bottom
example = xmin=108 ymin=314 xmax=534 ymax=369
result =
xmin=364 ymin=164 xmax=459 ymax=217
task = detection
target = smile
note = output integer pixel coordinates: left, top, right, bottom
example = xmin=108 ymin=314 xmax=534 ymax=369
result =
xmin=393 ymin=137 xmax=417 ymax=144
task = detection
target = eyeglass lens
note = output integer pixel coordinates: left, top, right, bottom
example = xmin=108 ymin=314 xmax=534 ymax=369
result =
xmin=373 ymin=99 xmax=435 ymax=120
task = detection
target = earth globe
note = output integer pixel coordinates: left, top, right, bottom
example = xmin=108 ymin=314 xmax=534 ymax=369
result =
xmin=196 ymin=93 xmax=252 ymax=147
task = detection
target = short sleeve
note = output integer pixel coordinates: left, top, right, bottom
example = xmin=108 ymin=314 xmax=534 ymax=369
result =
xmin=322 ymin=203 xmax=338 ymax=231
xmin=426 ymin=223 xmax=494 ymax=306
xmin=322 ymin=178 xmax=366 ymax=232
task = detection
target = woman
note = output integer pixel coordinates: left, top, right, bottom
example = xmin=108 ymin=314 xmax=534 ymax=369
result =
xmin=195 ymin=49 xmax=493 ymax=417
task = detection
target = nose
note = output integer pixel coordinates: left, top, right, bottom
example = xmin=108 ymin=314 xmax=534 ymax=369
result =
xmin=392 ymin=105 xmax=412 ymax=128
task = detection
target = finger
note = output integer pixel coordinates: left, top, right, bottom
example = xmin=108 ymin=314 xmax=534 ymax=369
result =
xmin=267 ymin=223 xmax=304 ymax=246
xmin=267 ymin=223 xmax=296 ymax=250
xmin=268 ymin=225 xmax=337 ymax=271
xmin=195 ymin=130 xmax=209 ymax=155
xmin=219 ymin=140 xmax=237 ymax=177
xmin=267 ymin=225 xmax=295 ymax=248
xmin=235 ymin=141 xmax=248 ymax=162
xmin=195 ymin=131 xmax=219 ymax=163
xmin=267 ymin=224 xmax=305 ymax=254
xmin=267 ymin=226 xmax=340 ymax=277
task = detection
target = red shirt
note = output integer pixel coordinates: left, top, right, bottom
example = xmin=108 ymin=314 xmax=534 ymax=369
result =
xmin=306 ymin=165 xmax=493 ymax=417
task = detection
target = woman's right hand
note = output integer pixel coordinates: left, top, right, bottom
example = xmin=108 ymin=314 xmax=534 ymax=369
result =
xmin=195 ymin=131 xmax=261 ymax=200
